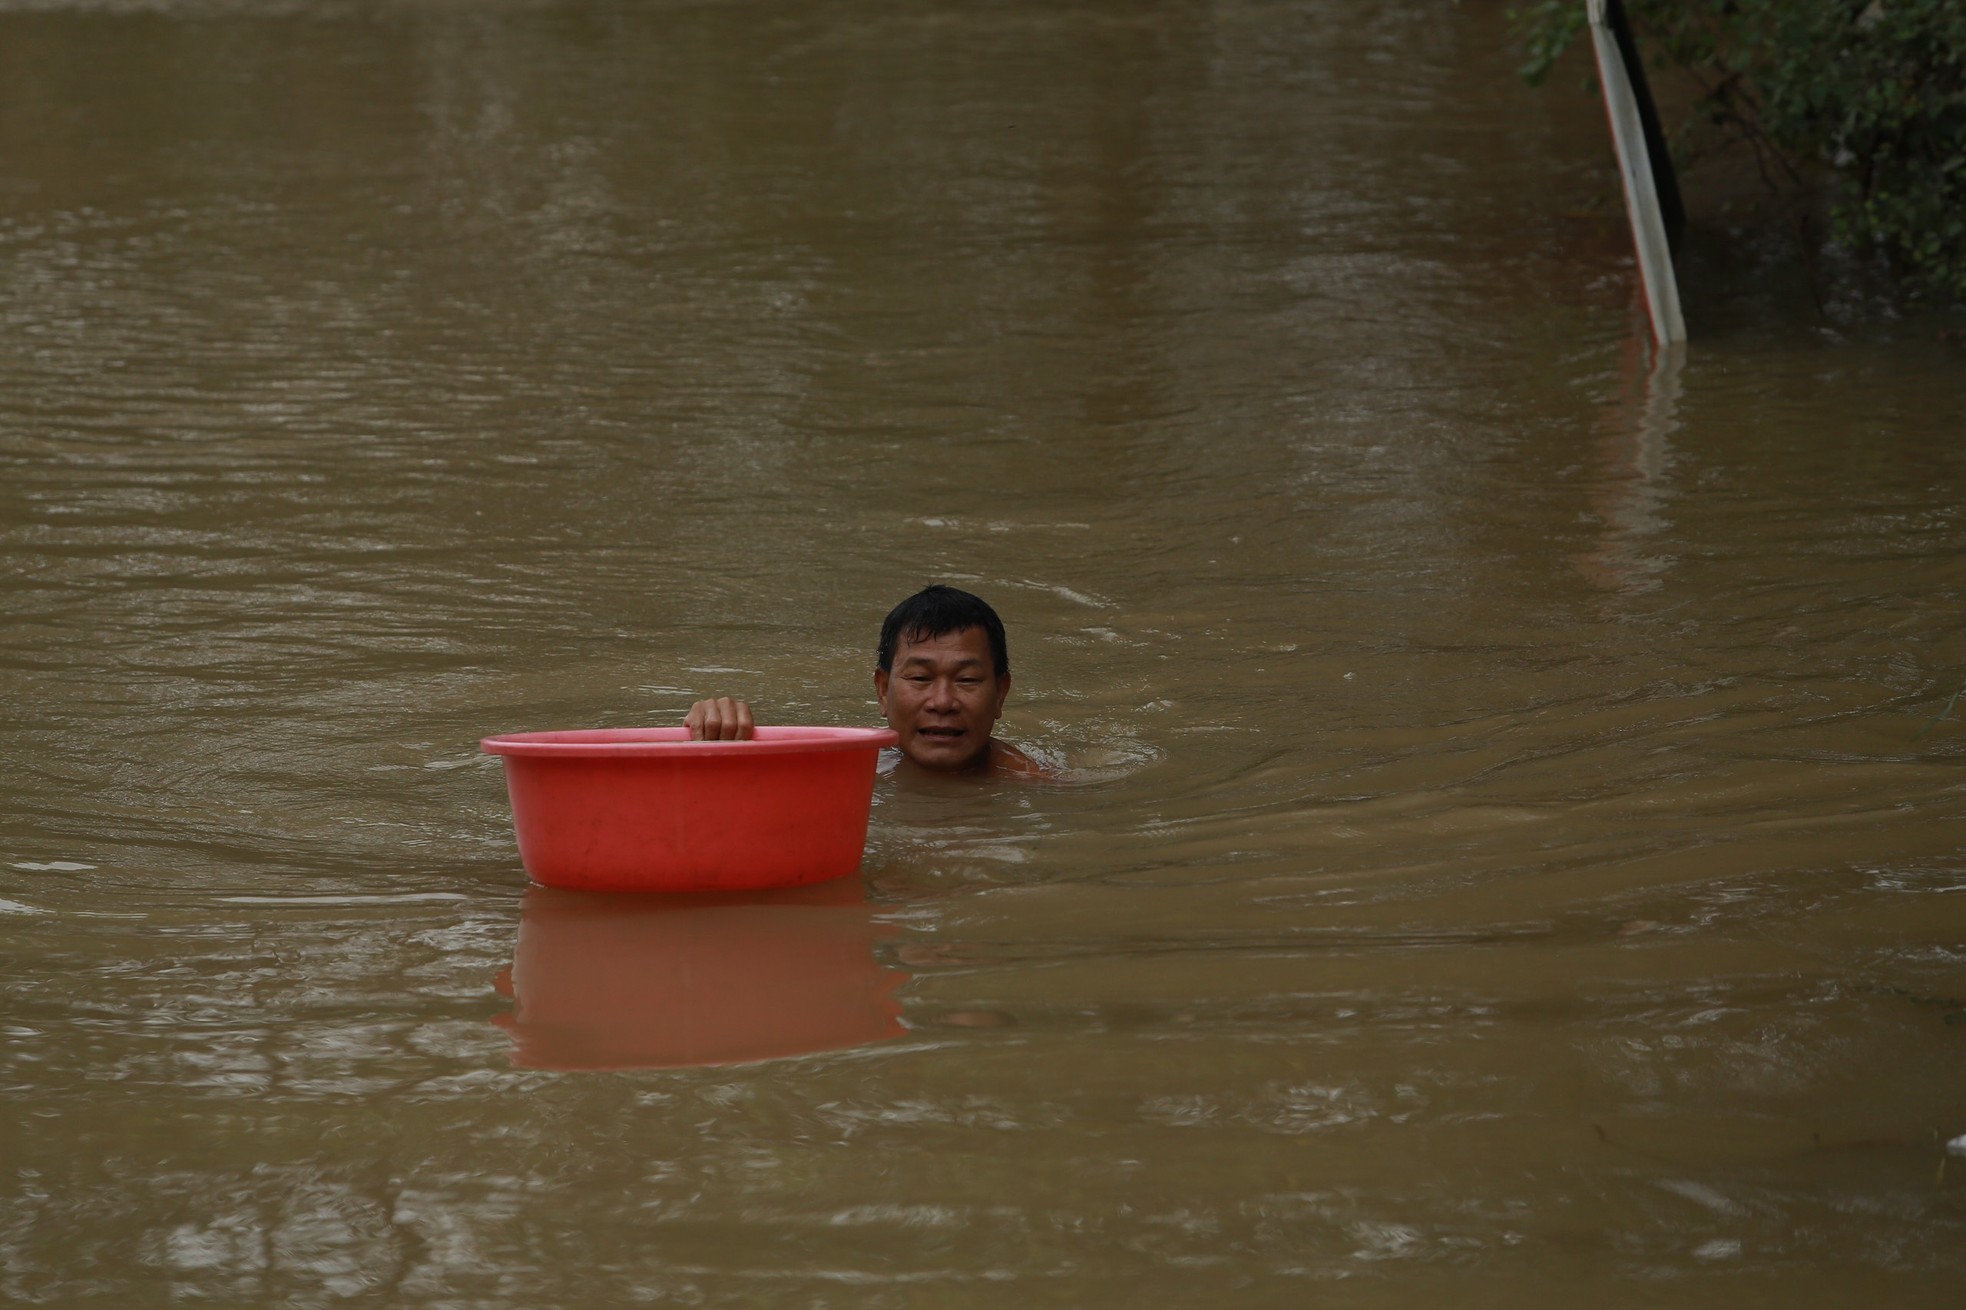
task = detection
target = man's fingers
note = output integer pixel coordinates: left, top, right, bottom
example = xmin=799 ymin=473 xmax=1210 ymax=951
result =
xmin=710 ymin=697 xmax=753 ymax=740
xmin=684 ymin=697 xmax=755 ymax=741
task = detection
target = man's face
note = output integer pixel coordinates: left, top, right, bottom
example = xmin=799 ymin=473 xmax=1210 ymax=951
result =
xmin=873 ymin=625 xmax=1010 ymax=771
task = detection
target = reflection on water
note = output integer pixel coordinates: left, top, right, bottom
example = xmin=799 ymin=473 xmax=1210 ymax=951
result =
xmin=1580 ymin=337 xmax=1682 ymax=595
xmin=495 ymin=878 xmax=905 ymax=1070
xmin=3 ymin=0 xmax=1966 ymax=1303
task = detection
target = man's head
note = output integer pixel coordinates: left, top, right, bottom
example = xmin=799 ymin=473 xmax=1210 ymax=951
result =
xmin=874 ymin=586 xmax=1011 ymax=770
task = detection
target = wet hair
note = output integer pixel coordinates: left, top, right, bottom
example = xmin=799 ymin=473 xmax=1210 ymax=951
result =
xmin=877 ymin=585 xmax=1009 ymax=676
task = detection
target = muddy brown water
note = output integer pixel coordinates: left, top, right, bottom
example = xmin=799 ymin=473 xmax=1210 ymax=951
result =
xmin=3 ymin=1 xmax=1964 ymax=1304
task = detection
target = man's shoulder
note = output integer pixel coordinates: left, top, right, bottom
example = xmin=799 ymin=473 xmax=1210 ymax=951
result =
xmin=987 ymin=738 xmax=1056 ymax=780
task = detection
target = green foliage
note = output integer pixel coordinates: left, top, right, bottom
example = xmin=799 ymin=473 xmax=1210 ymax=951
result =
xmin=1510 ymin=0 xmax=1966 ymax=302
xmin=1512 ymin=0 xmax=1588 ymax=86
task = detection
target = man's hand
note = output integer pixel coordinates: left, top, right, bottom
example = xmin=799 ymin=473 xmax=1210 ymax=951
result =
xmin=685 ymin=697 xmax=755 ymax=741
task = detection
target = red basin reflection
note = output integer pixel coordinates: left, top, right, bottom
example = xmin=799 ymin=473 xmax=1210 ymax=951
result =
xmin=492 ymin=875 xmax=908 ymax=1070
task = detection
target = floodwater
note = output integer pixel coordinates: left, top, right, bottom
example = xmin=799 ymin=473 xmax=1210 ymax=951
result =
xmin=3 ymin=0 xmax=1963 ymax=1303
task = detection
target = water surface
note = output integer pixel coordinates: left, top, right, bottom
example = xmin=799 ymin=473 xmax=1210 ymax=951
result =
xmin=3 ymin=0 xmax=1964 ymax=1303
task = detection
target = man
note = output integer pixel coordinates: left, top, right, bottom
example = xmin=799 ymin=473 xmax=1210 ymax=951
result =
xmin=685 ymin=585 xmax=1047 ymax=778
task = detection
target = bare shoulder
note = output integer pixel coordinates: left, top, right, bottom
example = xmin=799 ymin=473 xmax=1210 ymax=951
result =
xmin=987 ymin=738 xmax=1059 ymax=780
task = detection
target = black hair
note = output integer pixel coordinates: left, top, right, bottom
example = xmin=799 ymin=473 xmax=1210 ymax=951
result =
xmin=876 ymin=585 xmax=1009 ymax=676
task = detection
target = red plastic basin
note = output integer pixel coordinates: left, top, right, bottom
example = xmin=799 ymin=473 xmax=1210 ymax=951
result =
xmin=480 ymin=726 xmax=896 ymax=892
